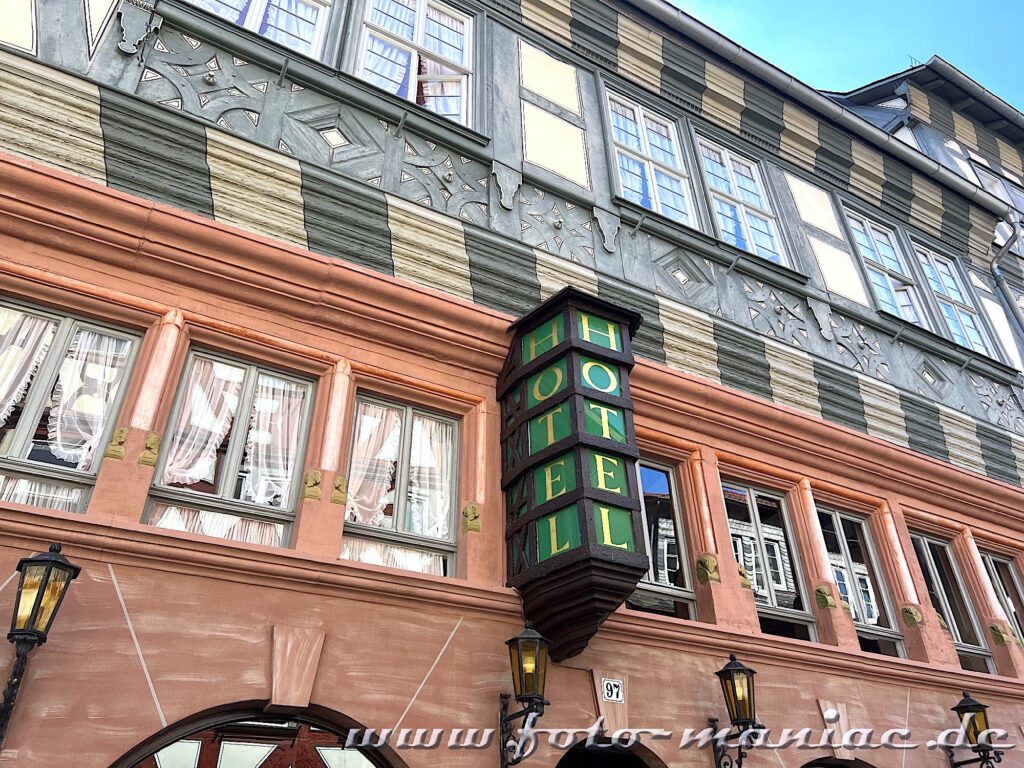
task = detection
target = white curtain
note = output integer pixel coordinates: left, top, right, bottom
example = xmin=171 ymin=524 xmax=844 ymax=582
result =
xmin=0 ymin=475 xmax=81 ymax=513
xmin=148 ymin=503 xmax=284 ymax=547
xmin=404 ymin=414 xmax=453 ymax=540
xmin=346 ymin=401 xmax=403 ymax=529
xmin=364 ymin=35 xmax=412 ymax=96
xmin=46 ymin=329 xmax=131 ymax=472
xmin=162 ymin=358 xmax=244 ymax=489
xmin=240 ymin=373 xmax=306 ymax=507
xmin=0 ymin=308 xmax=56 ymax=428
xmin=260 ymin=0 xmax=320 ymax=52
xmin=341 ymin=536 xmax=444 ymax=576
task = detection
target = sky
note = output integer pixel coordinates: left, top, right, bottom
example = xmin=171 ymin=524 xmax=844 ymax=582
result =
xmin=670 ymin=0 xmax=1024 ymax=110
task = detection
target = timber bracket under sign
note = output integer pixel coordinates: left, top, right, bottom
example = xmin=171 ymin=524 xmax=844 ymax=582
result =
xmin=498 ymin=287 xmax=648 ymax=661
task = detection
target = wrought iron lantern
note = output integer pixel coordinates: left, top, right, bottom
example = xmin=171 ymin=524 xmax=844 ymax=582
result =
xmin=946 ymin=692 xmax=1003 ymax=767
xmin=499 ymin=625 xmax=551 ymax=768
xmin=0 ymin=544 xmax=81 ymax=747
xmin=708 ymin=654 xmax=763 ymax=768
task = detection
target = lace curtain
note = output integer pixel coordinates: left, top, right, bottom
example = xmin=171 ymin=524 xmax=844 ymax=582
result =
xmin=0 ymin=475 xmax=81 ymax=513
xmin=341 ymin=536 xmax=445 ymax=576
xmin=45 ymin=329 xmax=132 ymax=472
xmin=0 ymin=308 xmax=55 ymax=430
xmin=239 ymin=373 xmax=306 ymax=507
xmin=148 ymin=503 xmax=284 ymax=547
xmin=260 ymin=0 xmax=321 ymax=53
xmin=346 ymin=401 xmax=403 ymax=528
xmin=405 ymin=414 xmax=453 ymax=540
xmin=162 ymin=358 xmax=244 ymax=489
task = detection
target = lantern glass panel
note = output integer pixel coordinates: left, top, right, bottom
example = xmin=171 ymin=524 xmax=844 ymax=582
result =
xmin=521 ymin=638 xmax=541 ymax=696
xmin=33 ymin=566 xmax=72 ymax=634
xmin=965 ymin=708 xmax=990 ymax=747
xmin=508 ymin=641 xmax=523 ymax=699
xmin=13 ymin=563 xmax=46 ymax=632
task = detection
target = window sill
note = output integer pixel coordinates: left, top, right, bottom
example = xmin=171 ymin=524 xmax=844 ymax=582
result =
xmin=615 ymin=197 xmax=811 ymax=293
xmin=0 ymin=457 xmax=96 ymax=486
xmin=342 ymin=520 xmax=456 ymax=553
xmin=149 ymin=487 xmax=296 ymax=524
xmin=154 ymin=0 xmax=492 ymax=154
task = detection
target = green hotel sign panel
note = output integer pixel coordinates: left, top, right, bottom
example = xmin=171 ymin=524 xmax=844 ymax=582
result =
xmin=499 ymin=287 xmax=648 ymax=661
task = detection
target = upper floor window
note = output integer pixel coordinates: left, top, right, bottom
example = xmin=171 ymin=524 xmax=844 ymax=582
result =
xmin=607 ymin=95 xmax=692 ymax=225
xmin=981 ymin=552 xmax=1024 ymax=642
xmin=911 ymin=532 xmax=991 ymax=673
xmin=817 ymin=507 xmax=901 ymax=657
xmin=0 ymin=303 xmax=136 ymax=513
xmin=146 ymin=352 xmax=314 ymax=547
xmin=627 ymin=461 xmax=694 ymax=619
xmin=342 ymin=395 xmax=458 ymax=576
xmin=358 ymin=0 xmax=472 ymax=125
xmin=722 ymin=481 xmax=812 ymax=640
xmin=916 ymin=245 xmax=988 ymax=353
xmin=698 ymin=139 xmax=784 ymax=264
xmin=845 ymin=212 xmax=924 ymax=325
xmin=188 ymin=0 xmax=334 ymax=57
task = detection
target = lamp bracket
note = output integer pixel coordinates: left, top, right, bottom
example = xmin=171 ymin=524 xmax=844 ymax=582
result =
xmin=499 ymin=693 xmax=546 ymax=768
xmin=708 ymin=718 xmax=762 ymax=768
xmin=945 ymin=745 xmax=1004 ymax=768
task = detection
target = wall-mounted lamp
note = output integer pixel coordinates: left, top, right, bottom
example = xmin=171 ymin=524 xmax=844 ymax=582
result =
xmin=946 ymin=691 xmax=1003 ymax=768
xmin=0 ymin=544 xmax=81 ymax=747
xmin=499 ymin=625 xmax=550 ymax=768
xmin=708 ymin=654 xmax=763 ymax=768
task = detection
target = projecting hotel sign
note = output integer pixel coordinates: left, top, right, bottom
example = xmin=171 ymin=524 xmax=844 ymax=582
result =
xmin=499 ymin=287 xmax=648 ymax=661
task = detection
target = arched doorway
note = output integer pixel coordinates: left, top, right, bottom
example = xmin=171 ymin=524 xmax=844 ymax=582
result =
xmin=553 ymin=740 xmax=666 ymax=768
xmin=112 ymin=707 xmax=404 ymax=768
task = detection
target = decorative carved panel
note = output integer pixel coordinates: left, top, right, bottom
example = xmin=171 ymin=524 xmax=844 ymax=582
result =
xmin=518 ymin=185 xmax=596 ymax=266
xmin=399 ymin=134 xmax=489 ymax=224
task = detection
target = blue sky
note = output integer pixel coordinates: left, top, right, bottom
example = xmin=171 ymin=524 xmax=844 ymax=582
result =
xmin=670 ymin=0 xmax=1024 ymax=110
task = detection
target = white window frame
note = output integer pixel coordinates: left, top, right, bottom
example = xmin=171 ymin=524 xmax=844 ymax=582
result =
xmin=981 ymin=551 xmax=1024 ymax=641
xmin=342 ymin=393 xmax=460 ymax=574
xmin=697 ymin=138 xmax=786 ymax=265
xmin=0 ymin=301 xmax=138 ymax=512
xmin=630 ymin=460 xmax=696 ymax=617
xmin=606 ymin=93 xmax=693 ymax=225
xmin=186 ymin=0 xmax=333 ymax=57
xmin=765 ymin=540 xmax=786 ymax=590
xmin=723 ymin=481 xmax=814 ymax=636
xmin=911 ymin=532 xmax=992 ymax=671
xmin=357 ymin=0 xmax=473 ymax=126
xmin=915 ymin=245 xmax=990 ymax=353
xmin=148 ymin=350 xmax=315 ymax=541
xmin=845 ymin=211 xmax=926 ymax=326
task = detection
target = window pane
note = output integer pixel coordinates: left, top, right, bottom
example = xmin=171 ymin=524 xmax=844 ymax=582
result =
xmin=627 ymin=591 xmax=692 ymax=619
xmin=872 ymin=229 xmax=903 ymax=273
xmin=417 ymin=73 xmax=463 ymax=121
xmin=259 ymin=0 xmax=321 ymax=55
xmin=918 ymin=252 xmax=945 ymax=294
xmin=991 ymin=559 xmax=1024 ymax=639
xmin=935 ymin=259 xmax=965 ymax=302
xmin=894 ymin=286 xmax=921 ymax=324
xmin=959 ymin=310 xmax=986 ymax=352
xmin=639 ymin=465 xmax=685 ymax=589
xmin=424 ymin=5 xmax=465 ymax=64
xmin=755 ymin=493 xmax=803 ymax=611
xmin=618 ymin=152 xmax=652 ymax=209
xmin=654 ymin=170 xmax=689 ymax=224
xmin=0 ymin=473 xmax=82 ymax=513
xmin=700 ymin=145 xmax=733 ymax=195
xmin=146 ymin=502 xmax=284 ymax=547
xmin=347 ymin=400 xmax=404 ymax=530
xmin=27 ymin=328 xmax=133 ymax=473
xmin=370 ymin=0 xmax=415 ymax=39
xmin=731 ymin=159 xmax=763 ymax=208
xmin=929 ymin=540 xmax=981 ymax=647
xmin=841 ymin=516 xmax=890 ymax=629
xmin=723 ymin=484 xmax=767 ymax=604
xmin=341 ymin=535 xmax=447 ymax=576
xmin=849 ymin=218 xmax=878 ymax=262
xmin=188 ymin=0 xmax=251 ymax=24
xmin=713 ymin=197 xmax=747 ymax=250
xmin=235 ymin=374 xmax=308 ymax=507
xmin=404 ymin=414 xmax=454 ymax=540
xmin=868 ymin=269 xmax=900 ymax=315
xmin=747 ymin=212 xmax=781 ymax=263
xmin=363 ymin=35 xmax=413 ymax=97
xmin=162 ymin=358 xmax=246 ymax=495
xmin=940 ymin=302 xmax=970 ymax=347
xmin=644 ymin=117 xmax=677 ymax=167
xmin=0 ymin=307 xmax=57 ymax=453
xmin=610 ymin=101 xmax=643 ymax=152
